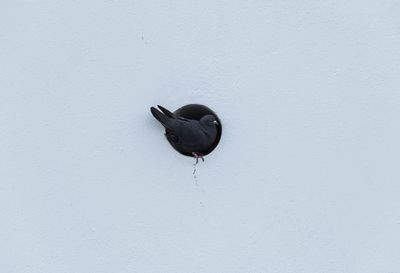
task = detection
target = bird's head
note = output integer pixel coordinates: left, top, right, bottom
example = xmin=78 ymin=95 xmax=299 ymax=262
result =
xmin=200 ymin=115 xmax=219 ymax=127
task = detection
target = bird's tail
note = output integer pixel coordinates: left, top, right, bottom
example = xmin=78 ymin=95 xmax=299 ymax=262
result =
xmin=157 ymin=105 xmax=174 ymax=118
xmin=150 ymin=106 xmax=171 ymax=128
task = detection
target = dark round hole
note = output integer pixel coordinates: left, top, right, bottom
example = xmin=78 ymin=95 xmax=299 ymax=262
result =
xmin=166 ymin=104 xmax=222 ymax=157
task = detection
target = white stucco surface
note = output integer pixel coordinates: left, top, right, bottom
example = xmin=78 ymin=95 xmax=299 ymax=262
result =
xmin=1 ymin=1 xmax=400 ymax=272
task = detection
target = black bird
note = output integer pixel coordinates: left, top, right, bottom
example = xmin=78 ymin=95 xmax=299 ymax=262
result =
xmin=150 ymin=105 xmax=219 ymax=162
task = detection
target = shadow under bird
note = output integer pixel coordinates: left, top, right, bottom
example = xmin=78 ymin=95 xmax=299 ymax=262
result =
xmin=150 ymin=105 xmax=219 ymax=162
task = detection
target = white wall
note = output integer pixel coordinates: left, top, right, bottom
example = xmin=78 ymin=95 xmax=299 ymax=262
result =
xmin=1 ymin=1 xmax=400 ymax=272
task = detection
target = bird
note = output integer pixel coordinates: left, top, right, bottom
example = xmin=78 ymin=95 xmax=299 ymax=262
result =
xmin=150 ymin=105 xmax=219 ymax=162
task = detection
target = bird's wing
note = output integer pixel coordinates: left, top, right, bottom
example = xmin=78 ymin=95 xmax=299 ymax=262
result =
xmin=177 ymin=116 xmax=191 ymax=122
xmin=165 ymin=130 xmax=179 ymax=143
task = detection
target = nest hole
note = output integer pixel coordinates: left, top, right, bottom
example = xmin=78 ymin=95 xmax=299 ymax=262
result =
xmin=166 ymin=104 xmax=222 ymax=157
